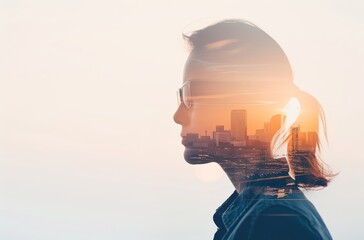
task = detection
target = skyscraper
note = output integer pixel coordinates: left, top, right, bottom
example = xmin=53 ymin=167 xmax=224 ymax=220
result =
xmin=270 ymin=114 xmax=281 ymax=140
xmin=231 ymin=110 xmax=247 ymax=142
xmin=291 ymin=127 xmax=299 ymax=152
xmin=307 ymin=131 xmax=318 ymax=151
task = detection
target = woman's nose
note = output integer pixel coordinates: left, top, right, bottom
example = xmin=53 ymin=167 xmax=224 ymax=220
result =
xmin=173 ymin=104 xmax=189 ymax=125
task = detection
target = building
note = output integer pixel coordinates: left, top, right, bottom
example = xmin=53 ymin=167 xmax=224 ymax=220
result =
xmin=291 ymin=127 xmax=299 ymax=152
xmin=184 ymin=133 xmax=199 ymax=147
xmin=270 ymin=114 xmax=281 ymax=140
xmin=231 ymin=109 xmax=247 ymax=146
xmin=307 ymin=131 xmax=318 ymax=151
xmin=299 ymin=132 xmax=306 ymax=148
xmin=263 ymin=121 xmax=270 ymax=142
xmin=212 ymin=125 xmax=231 ymax=146
xmin=193 ymin=135 xmax=212 ymax=148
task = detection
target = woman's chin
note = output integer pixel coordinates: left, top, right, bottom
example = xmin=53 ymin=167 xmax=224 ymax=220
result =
xmin=183 ymin=147 xmax=212 ymax=164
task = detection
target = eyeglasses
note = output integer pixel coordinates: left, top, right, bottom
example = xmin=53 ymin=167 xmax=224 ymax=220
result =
xmin=177 ymin=80 xmax=294 ymax=109
xmin=176 ymin=80 xmax=249 ymax=109
xmin=177 ymin=80 xmax=255 ymax=109
xmin=177 ymin=81 xmax=192 ymax=109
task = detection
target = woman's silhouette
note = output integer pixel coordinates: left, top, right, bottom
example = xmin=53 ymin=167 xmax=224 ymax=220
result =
xmin=174 ymin=19 xmax=335 ymax=240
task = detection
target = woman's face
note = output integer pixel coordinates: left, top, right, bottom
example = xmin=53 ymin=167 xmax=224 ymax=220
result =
xmin=173 ymin=52 xmax=286 ymax=165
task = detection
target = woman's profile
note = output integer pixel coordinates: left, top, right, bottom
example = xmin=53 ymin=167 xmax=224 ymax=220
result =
xmin=173 ymin=19 xmax=335 ymax=240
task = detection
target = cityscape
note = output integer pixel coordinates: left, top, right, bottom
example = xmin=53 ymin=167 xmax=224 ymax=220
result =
xmin=182 ymin=109 xmax=318 ymax=180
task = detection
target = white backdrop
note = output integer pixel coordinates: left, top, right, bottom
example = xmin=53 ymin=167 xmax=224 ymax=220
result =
xmin=1 ymin=1 xmax=363 ymax=239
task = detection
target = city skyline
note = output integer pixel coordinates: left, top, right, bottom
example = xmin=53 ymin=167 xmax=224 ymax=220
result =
xmin=183 ymin=109 xmax=317 ymax=151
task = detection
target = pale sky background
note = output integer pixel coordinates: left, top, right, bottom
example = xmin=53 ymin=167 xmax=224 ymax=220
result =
xmin=0 ymin=0 xmax=363 ymax=239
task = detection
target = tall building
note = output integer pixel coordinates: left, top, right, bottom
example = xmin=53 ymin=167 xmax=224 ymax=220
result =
xmin=231 ymin=109 xmax=247 ymax=142
xmin=291 ymin=127 xmax=299 ymax=152
xmin=307 ymin=131 xmax=318 ymax=151
xmin=270 ymin=114 xmax=281 ymax=140
xmin=264 ymin=121 xmax=270 ymax=142
xmin=299 ymin=132 xmax=306 ymax=147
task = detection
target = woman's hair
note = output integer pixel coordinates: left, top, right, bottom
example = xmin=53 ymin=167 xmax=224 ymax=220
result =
xmin=183 ymin=19 xmax=293 ymax=83
xmin=270 ymin=92 xmax=336 ymax=189
xmin=183 ymin=19 xmax=336 ymax=189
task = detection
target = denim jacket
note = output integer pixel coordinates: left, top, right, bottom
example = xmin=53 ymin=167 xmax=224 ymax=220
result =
xmin=213 ymin=179 xmax=332 ymax=240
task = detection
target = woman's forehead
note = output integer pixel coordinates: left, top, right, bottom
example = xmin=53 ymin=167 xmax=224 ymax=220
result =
xmin=183 ymin=52 xmax=290 ymax=85
xmin=183 ymin=54 xmax=218 ymax=83
xmin=182 ymin=53 xmax=300 ymax=103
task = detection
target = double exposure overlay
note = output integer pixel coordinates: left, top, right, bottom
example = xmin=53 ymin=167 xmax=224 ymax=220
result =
xmin=173 ymin=19 xmax=336 ymax=240
xmin=174 ymin=20 xmax=334 ymax=191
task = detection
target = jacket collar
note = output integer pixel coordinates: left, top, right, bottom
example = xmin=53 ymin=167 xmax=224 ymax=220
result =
xmin=218 ymin=173 xmax=298 ymax=231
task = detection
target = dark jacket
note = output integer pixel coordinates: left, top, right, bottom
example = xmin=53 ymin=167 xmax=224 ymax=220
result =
xmin=213 ymin=179 xmax=332 ymax=240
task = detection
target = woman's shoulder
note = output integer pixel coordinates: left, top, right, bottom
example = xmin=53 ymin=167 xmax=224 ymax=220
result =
xmin=248 ymin=205 xmax=325 ymax=240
